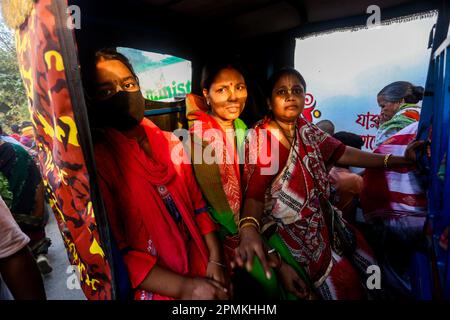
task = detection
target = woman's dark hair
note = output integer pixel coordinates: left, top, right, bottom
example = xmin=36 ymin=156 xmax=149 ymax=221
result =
xmin=333 ymin=131 xmax=364 ymax=150
xmin=199 ymin=57 xmax=268 ymax=127
xmin=265 ymin=68 xmax=307 ymax=97
xmin=377 ymin=81 xmax=424 ymax=104
xmin=81 ymin=48 xmax=140 ymax=132
xmin=82 ymin=48 xmax=138 ymax=97
xmin=201 ymin=58 xmax=246 ymax=91
xmin=11 ymin=124 xmax=20 ymax=134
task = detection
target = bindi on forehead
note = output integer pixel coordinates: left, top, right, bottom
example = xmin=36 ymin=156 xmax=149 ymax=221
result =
xmin=213 ymin=81 xmax=236 ymax=87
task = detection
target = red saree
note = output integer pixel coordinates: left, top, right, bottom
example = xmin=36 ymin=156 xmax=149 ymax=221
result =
xmin=94 ymin=118 xmax=217 ymax=300
xmin=187 ymin=110 xmax=244 ymax=276
xmin=188 ymin=110 xmax=243 ymax=219
xmin=244 ymin=117 xmax=376 ymax=300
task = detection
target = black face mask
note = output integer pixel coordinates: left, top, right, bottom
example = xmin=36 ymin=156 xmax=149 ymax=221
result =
xmin=91 ymin=90 xmax=145 ymax=131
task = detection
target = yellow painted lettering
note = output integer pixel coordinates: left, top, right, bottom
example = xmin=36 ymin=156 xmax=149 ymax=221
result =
xmin=44 ymin=50 xmax=65 ymax=71
xmin=59 ymin=116 xmax=80 ymax=147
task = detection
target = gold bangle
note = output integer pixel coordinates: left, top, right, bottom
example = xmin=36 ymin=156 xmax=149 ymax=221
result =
xmin=238 ymin=216 xmax=260 ymax=230
xmin=239 ymin=221 xmax=260 ymax=233
xmin=384 ymin=153 xmax=392 ymax=169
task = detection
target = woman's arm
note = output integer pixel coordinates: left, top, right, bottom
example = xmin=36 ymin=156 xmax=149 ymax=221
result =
xmin=235 ymin=198 xmax=273 ymax=279
xmin=235 ymin=130 xmax=285 ymax=279
xmin=137 ymin=264 xmax=228 ymax=300
xmin=204 ymin=232 xmax=223 ymax=264
xmin=203 ymin=231 xmax=230 ymax=289
xmin=0 ymin=247 xmax=46 ymax=300
xmin=336 ymin=141 xmax=425 ymax=168
xmin=137 ymin=264 xmax=185 ymax=298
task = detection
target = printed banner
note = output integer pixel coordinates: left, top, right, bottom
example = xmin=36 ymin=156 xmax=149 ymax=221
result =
xmin=15 ymin=0 xmax=112 ymax=299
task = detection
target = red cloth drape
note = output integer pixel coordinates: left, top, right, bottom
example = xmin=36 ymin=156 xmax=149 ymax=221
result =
xmin=94 ymin=118 xmax=217 ymax=300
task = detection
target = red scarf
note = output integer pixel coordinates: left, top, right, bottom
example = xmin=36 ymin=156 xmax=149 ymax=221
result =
xmin=361 ymin=122 xmax=427 ymax=222
xmin=95 ymin=118 xmax=209 ymax=278
xmin=188 ymin=111 xmax=242 ymax=217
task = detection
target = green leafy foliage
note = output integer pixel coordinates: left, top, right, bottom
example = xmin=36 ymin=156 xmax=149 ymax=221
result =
xmin=0 ymin=19 xmax=29 ymax=134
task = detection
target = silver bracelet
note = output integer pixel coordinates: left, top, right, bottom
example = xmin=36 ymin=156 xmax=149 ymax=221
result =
xmin=209 ymin=260 xmax=226 ymax=268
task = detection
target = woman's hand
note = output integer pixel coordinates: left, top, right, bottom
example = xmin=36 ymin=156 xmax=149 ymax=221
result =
xmin=278 ymin=262 xmax=309 ymax=299
xmin=267 ymin=250 xmax=282 ymax=269
xmin=206 ymin=261 xmax=230 ymax=290
xmin=180 ymin=277 xmax=229 ymax=300
xmin=234 ymin=226 xmax=272 ymax=279
xmin=404 ymin=140 xmax=426 ymax=163
xmin=203 ymin=232 xmax=231 ymax=292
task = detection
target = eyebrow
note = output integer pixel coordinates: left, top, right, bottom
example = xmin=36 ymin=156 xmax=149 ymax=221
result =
xmin=274 ymin=85 xmax=303 ymax=89
xmin=215 ymin=82 xmax=246 ymax=87
xmin=96 ymin=76 xmax=135 ymax=88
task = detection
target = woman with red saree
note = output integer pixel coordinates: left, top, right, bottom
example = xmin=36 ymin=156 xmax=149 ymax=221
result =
xmin=84 ymin=49 xmax=228 ymax=300
xmin=186 ymin=61 xmax=309 ymax=299
xmin=186 ymin=61 xmax=270 ymax=299
xmin=235 ymin=68 xmax=424 ymax=299
xmin=186 ymin=61 xmax=248 ymax=243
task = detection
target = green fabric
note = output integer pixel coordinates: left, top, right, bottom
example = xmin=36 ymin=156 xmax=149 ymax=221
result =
xmin=191 ymin=117 xmax=312 ymax=299
xmin=191 ymin=145 xmax=237 ymax=235
xmin=376 ymin=103 xmax=420 ymax=146
xmin=0 ymin=142 xmax=41 ymax=228
xmin=0 ymin=172 xmax=13 ymax=208
xmin=191 ymin=118 xmax=247 ymax=236
xmin=234 ymin=118 xmax=247 ymax=163
xmin=379 ymin=103 xmax=418 ymax=129
xmin=9 ymin=143 xmax=30 ymax=212
xmin=247 ymin=253 xmax=285 ymax=299
xmin=245 ymin=233 xmax=314 ymax=300
xmin=268 ymin=233 xmax=314 ymax=296
xmin=190 ymin=118 xmax=283 ymax=298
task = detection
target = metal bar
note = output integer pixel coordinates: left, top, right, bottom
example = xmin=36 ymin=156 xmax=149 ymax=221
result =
xmin=441 ymin=49 xmax=450 ymax=223
xmin=428 ymin=52 xmax=445 ymax=297
xmin=144 ymin=106 xmax=185 ymax=116
xmin=434 ymin=35 xmax=450 ymax=59
xmin=442 ymin=47 xmax=450 ymax=299
xmin=438 ymin=49 xmax=450 ymax=169
xmin=414 ymin=34 xmax=436 ymax=300
xmin=430 ymin=54 xmax=443 ymax=224
xmin=431 ymin=48 xmax=450 ymax=299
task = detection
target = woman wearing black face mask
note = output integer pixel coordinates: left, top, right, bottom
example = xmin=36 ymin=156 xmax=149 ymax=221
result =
xmin=84 ymin=48 xmax=229 ymax=300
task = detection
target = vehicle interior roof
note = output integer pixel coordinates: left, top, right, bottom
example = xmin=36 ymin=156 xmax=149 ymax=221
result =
xmin=72 ymin=0 xmax=439 ymax=58
xmin=71 ymin=0 xmax=440 ymax=123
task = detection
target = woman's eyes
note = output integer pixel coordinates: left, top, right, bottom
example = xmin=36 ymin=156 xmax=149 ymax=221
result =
xmin=292 ymin=88 xmax=304 ymax=95
xmin=96 ymin=80 xmax=138 ymax=99
xmin=275 ymin=87 xmax=304 ymax=96
xmin=97 ymin=88 xmax=113 ymax=98
xmin=123 ymin=81 xmax=137 ymax=89
xmin=215 ymin=85 xmax=246 ymax=93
